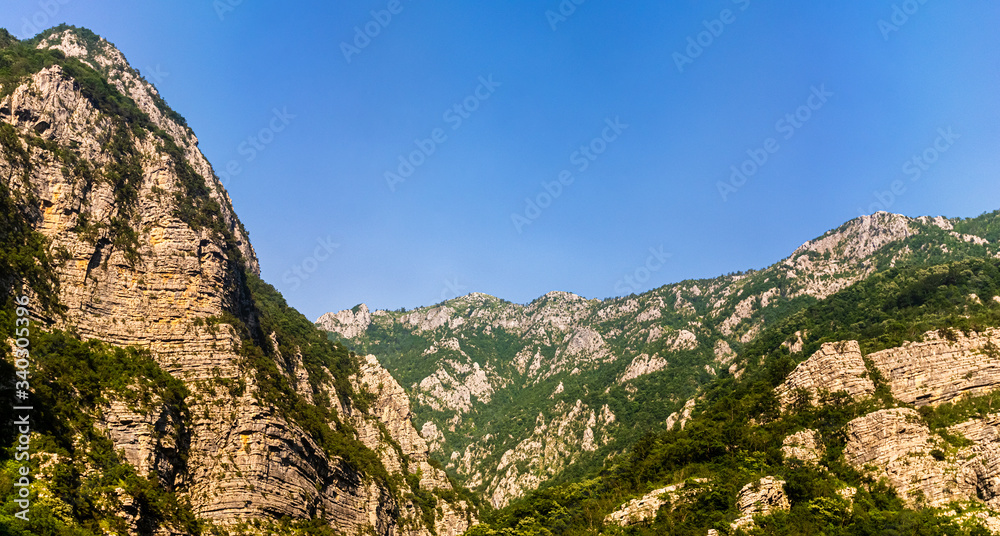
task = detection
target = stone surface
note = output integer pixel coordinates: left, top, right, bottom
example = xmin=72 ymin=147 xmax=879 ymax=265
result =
xmin=482 ymin=400 xmax=616 ymax=507
xmin=781 ymin=429 xmax=824 ymax=465
xmin=666 ymin=398 xmax=697 ymax=430
xmin=868 ymin=328 xmax=1000 ymax=406
xmin=316 ymin=304 xmax=372 ymax=339
xmin=619 ymin=353 xmax=668 ymax=383
xmin=774 ymin=341 xmax=875 ymax=409
xmin=731 ymin=477 xmax=789 ymax=531
xmin=604 ymin=479 xmax=709 ymax=527
xmin=843 ymin=408 xmax=977 ymax=508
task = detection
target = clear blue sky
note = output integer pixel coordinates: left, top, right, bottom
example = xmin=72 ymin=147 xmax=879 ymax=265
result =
xmin=3 ymin=1 xmax=999 ymax=320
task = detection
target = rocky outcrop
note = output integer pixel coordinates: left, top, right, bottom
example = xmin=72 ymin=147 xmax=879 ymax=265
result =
xmin=779 ymin=212 xmax=916 ymax=300
xmin=416 ymin=357 xmax=499 ymax=414
xmin=731 ymin=477 xmax=789 ymax=531
xmin=666 ymin=398 xmax=697 ymax=430
xmin=604 ymin=479 xmax=708 ymax=527
xmin=95 ymin=397 xmax=187 ymax=491
xmin=354 ymin=355 xmax=476 ymax=536
xmin=868 ymin=328 xmax=1000 ymax=406
xmin=774 ymin=341 xmax=875 ymax=409
xmin=781 ymin=429 xmax=824 ymax=465
xmin=317 ymin=304 xmax=372 ymax=339
xmin=842 ymin=408 xmax=977 ymax=508
xmin=619 ymin=353 xmax=668 ymax=383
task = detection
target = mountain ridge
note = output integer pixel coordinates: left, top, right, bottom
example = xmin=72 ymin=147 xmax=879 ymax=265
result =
xmin=319 ymin=209 xmax=1000 ymax=507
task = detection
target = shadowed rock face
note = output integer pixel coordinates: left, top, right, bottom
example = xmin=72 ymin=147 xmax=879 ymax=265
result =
xmin=1 ymin=28 xmax=473 ymax=535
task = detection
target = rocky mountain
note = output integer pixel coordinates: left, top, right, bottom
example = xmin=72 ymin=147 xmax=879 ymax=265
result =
xmin=0 ymin=26 xmax=475 ymax=536
xmin=319 ymin=211 xmax=1000 ymax=508
xmin=458 ymin=226 xmax=1000 ymax=535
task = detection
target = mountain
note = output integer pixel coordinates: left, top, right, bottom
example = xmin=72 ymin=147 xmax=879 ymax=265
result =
xmin=318 ymin=212 xmax=1000 ymax=509
xmin=461 ymin=239 xmax=1000 ymax=535
xmin=0 ymin=26 xmax=476 ymax=536
xmin=6 ymin=22 xmax=1000 ymax=536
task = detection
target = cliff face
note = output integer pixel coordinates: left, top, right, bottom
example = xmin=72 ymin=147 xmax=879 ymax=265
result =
xmin=0 ymin=27 xmax=473 ymax=536
xmin=772 ymin=325 xmax=1000 ymax=521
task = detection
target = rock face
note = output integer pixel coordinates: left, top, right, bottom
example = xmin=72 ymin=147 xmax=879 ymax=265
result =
xmin=948 ymin=415 xmax=1000 ymax=510
xmin=1 ymin=27 xmax=473 ymax=536
xmin=781 ymin=429 xmax=824 ymax=465
xmin=731 ymin=477 xmax=789 ymax=531
xmin=666 ymin=397 xmax=698 ymax=430
xmin=604 ymin=479 xmax=708 ymax=527
xmin=843 ymin=408 xmax=977 ymax=508
xmin=619 ymin=353 xmax=668 ymax=383
xmin=317 ymin=304 xmax=373 ymax=339
xmin=354 ymin=355 xmax=475 ymax=536
xmin=774 ymin=341 xmax=875 ymax=409
xmin=868 ymin=328 xmax=1000 ymax=406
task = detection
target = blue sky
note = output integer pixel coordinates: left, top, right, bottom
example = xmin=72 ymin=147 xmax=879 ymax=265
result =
xmin=3 ymin=1 xmax=999 ymax=320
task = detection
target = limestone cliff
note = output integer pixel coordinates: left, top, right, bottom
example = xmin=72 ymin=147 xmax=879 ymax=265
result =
xmin=0 ymin=26 xmax=474 ymax=535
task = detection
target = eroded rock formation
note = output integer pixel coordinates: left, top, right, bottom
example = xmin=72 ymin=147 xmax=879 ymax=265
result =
xmin=774 ymin=341 xmax=875 ymax=409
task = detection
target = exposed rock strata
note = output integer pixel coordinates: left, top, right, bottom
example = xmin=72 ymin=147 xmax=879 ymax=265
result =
xmin=843 ymin=408 xmax=976 ymax=508
xmin=317 ymin=304 xmax=373 ymax=339
xmin=731 ymin=477 xmax=789 ymax=531
xmin=604 ymin=479 xmax=709 ymax=527
xmin=2 ymin=28 xmax=473 ymax=535
xmin=781 ymin=429 xmax=824 ymax=465
xmin=868 ymin=328 xmax=1000 ymax=406
xmin=774 ymin=341 xmax=875 ymax=409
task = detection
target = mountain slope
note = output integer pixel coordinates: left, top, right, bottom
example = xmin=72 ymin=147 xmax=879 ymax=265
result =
xmin=470 ymin=253 xmax=1000 ymax=535
xmin=319 ymin=211 xmax=1000 ymax=507
xmin=0 ymin=26 xmax=475 ymax=536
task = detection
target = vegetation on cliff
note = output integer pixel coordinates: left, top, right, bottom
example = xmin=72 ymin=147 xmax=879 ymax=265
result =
xmin=471 ymin=253 xmax=1000 ymax=535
